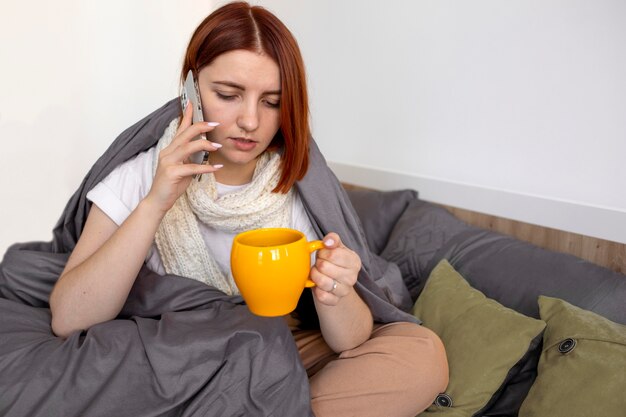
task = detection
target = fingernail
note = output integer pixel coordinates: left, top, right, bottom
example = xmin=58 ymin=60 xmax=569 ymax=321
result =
xmin=213 ymin=164 xmax=224 ymax=169
xmin=207 ymin=122 xmax=220 ymax=127
xmin=324 ymin=239 xmax=335 ymax=247
xmin=211 ymin=142 xmax=222 ymax=148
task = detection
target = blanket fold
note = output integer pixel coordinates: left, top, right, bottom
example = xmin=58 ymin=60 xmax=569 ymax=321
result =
xmin=0 ymin=99 xmax=414 ymax=416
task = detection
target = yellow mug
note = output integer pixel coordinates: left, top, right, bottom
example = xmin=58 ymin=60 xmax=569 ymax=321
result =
xmin=231 ymin=228 xmax=324 ymax=317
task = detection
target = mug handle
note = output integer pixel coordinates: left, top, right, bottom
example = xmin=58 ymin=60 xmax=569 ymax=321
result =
xmin=304 ymin=240 xmax=325 ymax=287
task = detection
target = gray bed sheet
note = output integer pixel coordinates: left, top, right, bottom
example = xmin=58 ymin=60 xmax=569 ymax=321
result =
xmin=0 ymin=99 xmax=415 ymax=416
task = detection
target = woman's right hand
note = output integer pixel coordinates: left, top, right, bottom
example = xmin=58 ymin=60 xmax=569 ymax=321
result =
xmin=146 ymin=102 xmax=222 ymax=214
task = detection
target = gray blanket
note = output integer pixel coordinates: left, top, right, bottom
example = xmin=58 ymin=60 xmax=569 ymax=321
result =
xmin=0 ymin=99 xmax=415 ymax=417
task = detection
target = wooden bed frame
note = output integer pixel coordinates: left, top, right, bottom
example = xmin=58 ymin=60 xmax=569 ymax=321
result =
xmin=342 ymin=183 xmax=625 ymax=275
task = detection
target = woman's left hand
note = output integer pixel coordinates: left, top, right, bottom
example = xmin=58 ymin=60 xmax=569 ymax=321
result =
xmin=309 ymin=232 xmax=362 ymax=306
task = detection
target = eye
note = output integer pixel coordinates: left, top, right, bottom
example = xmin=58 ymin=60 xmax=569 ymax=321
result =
xmin=263 ymin=98 xmax=280 ymax=108
xmin=216 ymin=92 xmax=236 ymax=101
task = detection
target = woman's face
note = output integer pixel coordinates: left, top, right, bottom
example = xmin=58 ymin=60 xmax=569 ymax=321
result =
xmin=197 ymin=49 xmax=281 ymax=185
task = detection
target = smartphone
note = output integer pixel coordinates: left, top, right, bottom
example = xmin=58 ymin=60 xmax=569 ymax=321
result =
xmin=180 ymin=70 xmax=209 ymax=165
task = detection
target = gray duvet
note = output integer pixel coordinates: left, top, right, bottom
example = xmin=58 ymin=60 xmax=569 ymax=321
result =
xmin=0 ymin=99 xmax=416 ymax=417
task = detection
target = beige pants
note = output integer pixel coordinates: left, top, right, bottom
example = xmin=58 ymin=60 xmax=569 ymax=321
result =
xmin=293 ymin=322 xmax=449 ymax=417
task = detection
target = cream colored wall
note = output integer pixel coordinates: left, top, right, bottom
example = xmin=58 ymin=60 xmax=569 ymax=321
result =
xmin=1 ymin=0 xmax=625 ymax=258
xmin=258 ymin=0 xmax=626 ymax=243
xmin=0 ymin=0 xmax=214 ymax=254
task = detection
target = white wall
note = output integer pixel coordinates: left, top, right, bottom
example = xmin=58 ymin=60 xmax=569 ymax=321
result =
xmin=1 ymin=0 xmax=625 ymax=258
xmin=258 ymin=0 xmax=626 ymax=243
xmin=0 ymin=0 xmax=216 ymax=255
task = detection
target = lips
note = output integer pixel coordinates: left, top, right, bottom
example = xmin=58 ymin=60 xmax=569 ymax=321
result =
xmin=229 ymin=137 xmax=258 ymax=151
xmin=231 ymin=137 xmax=256 ymax=143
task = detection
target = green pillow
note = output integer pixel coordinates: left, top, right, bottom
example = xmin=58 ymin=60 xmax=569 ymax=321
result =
xmin=412 ymin=260 xmax=546 ymax=416
xmin=519 ymin=296 xmax=626 ymax=417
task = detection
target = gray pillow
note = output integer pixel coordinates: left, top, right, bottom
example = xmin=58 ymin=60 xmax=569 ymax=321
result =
xmin=425 ymin=228 xmax=626 ymax=324
xmin=432 ymin=229 xmax=626 ymax=417
xmin=380 ymin=200 xmax=472 ymax=300
xmin=378 ymin=198 xmax=626 ymax=417
xmin=344 ymin=188 xmax=417 ymax=255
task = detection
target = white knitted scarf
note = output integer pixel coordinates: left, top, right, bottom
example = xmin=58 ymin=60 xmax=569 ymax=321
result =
xmin=153 ymin=119 xmax=294 ymax=295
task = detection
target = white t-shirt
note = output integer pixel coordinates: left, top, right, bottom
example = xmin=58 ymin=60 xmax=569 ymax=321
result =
xmin=86 ymin=147 xmax=319 ymax=276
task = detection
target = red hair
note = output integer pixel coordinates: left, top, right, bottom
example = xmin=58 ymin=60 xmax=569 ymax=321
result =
xmin=181 ymin=2 xmax=310 ymax=193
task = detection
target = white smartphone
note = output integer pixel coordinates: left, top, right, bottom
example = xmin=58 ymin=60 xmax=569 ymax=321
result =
xmin=180 ymin=70 xmax=209 ymax=165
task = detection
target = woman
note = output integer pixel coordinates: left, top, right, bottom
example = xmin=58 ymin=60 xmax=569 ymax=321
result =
xmin=49 ymin=2 xmax=448 ymax=416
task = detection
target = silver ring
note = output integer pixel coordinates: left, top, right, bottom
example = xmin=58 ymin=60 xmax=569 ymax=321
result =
xmin=331 ymin=279 xmax=338 ymax=293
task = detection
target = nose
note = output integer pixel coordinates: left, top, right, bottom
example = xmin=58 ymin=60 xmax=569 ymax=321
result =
xmin=237 ymin=99 xmax=259 ymax=133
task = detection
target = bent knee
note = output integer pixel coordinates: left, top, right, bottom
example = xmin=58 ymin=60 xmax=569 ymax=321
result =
xmin=417 ymin=325 xmax=449 ymax=394
xmin=380 ymin=322 xmax=449 ymax=398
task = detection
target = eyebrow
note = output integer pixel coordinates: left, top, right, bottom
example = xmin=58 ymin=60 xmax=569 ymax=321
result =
xmin=212 ymin=80 xmax=281 ymax=95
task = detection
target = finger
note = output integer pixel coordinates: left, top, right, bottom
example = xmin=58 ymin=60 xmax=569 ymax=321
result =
xmin=313 ymin=258 xmax=344 ymax=284
xmin=317 ymin=246 xmax=361 ymax=273
xmin=310 ymin=264 xmax=351 ymax=296
xmin=165 ymin=161 xmax=224 ymax=179
xmin=161 ymin=123 xmax=220 ymax=161
xmin=316 ymin=272 xmax=338 ymax=293
xmin=322 ymin=232 xmax=342 ymax=249
xmin=312 ymin=286 xmax=340 ymax=306
xmin=176 ymin=100 xmax=194 ymax=136
xmin=166 ymin=138 xmax=223 ymax=164
xmin=158 ymin=138 xmax=221 ymax=168
xmin=171 ymin=121 xmax=220 ymax=149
